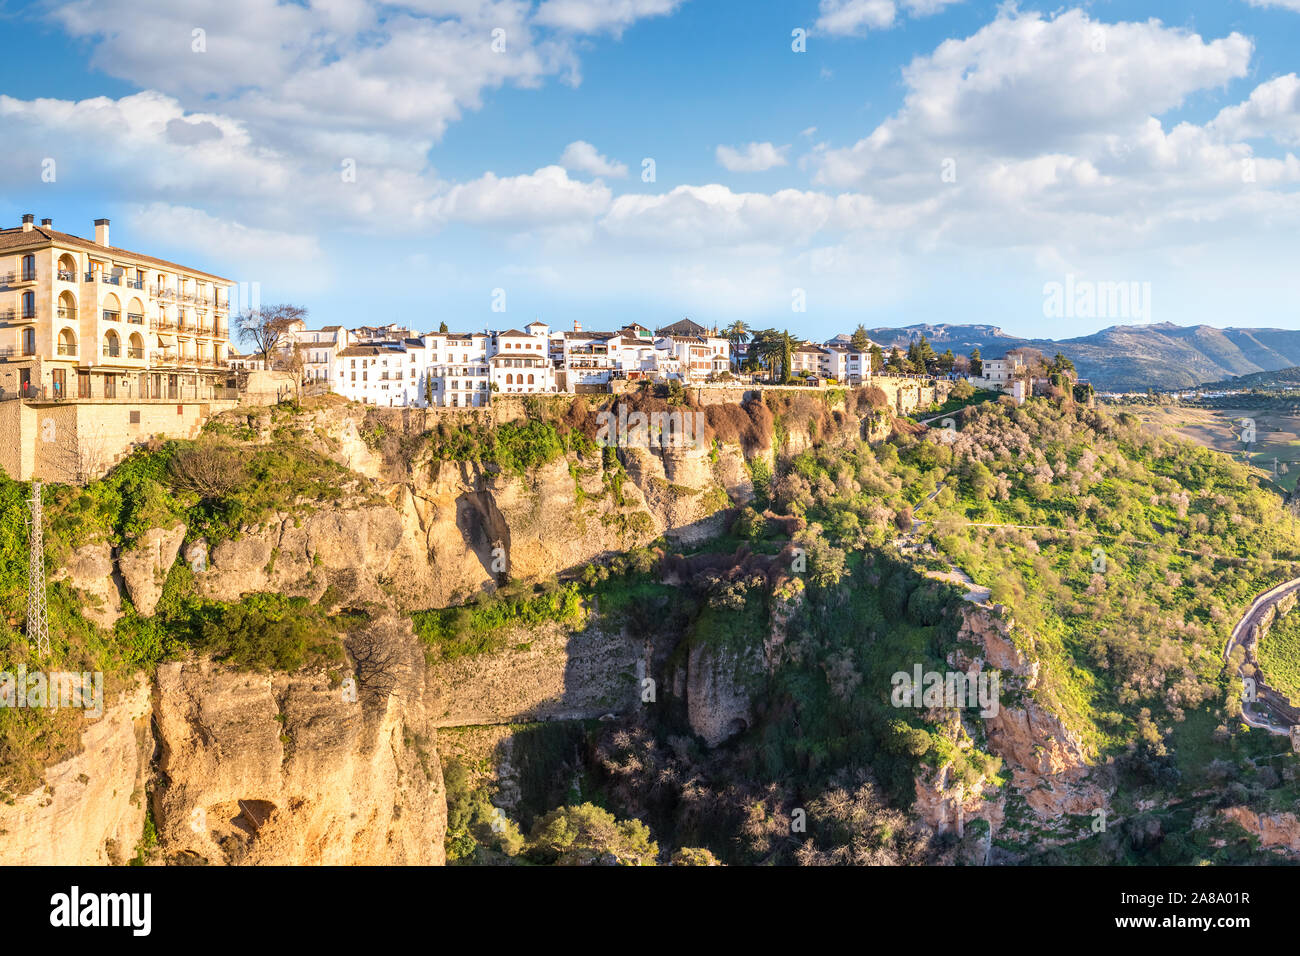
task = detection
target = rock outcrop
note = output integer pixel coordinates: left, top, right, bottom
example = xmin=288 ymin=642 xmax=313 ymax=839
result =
xmin=54 ymin=542 xmax=123 ymax=628
xmin=118 ymin=523 xmax=186 ymax=616
xmin=1220 ymin=806 xmax=1300 ymax=854
xmin=151 ymin=615 xmax=445 ymax=865
xmin=425 ymin=619 xmax=643 ymax=727
xmin=0 ymin=677 xmax=152 ymax=865
xmin=951 ymin=604 xmax=1106 ymax=820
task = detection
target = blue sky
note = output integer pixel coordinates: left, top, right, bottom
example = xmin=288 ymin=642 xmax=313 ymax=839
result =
xmin=1 ymin=0 xmax=1298 ymax=342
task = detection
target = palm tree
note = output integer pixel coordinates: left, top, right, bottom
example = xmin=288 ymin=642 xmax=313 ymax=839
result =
xmin=724 ymin=320 xmax=751 ymax=371
xmin=747 ymin=328 xmax=781 ymax=382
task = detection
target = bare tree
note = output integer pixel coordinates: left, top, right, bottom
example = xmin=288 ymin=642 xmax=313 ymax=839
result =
xmin=237 ymin=303 xmax=307 ymax=366
xmin=345 ymin=628 xmax=400 ymax=700
xmin=168 ymin=438 xmax=247 ymax=498
xmin=275 ymin=341 xmax=306 ymax=403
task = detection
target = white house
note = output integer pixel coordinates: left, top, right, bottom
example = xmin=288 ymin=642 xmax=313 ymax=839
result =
xmin=489 ymin=328 xmax=554 ymax=394
xmin=820 ymin=344 xmax=872 ymax=384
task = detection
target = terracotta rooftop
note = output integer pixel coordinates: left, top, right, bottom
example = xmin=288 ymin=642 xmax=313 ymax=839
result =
xmin=0 ymin=223 xmax=233 ymax=283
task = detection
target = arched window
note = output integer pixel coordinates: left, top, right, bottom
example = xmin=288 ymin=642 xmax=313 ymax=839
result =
xmin=57 ymin=327 xmax=77 ymax=356
xmin=102 ymin=293 xmax=121 ymax=322
xmin=21 ymin=291 xmax=35 ymax=318
xmin=527 ymin=374 xmax=535 ymax=385
xmin=103 ymin=329 xmax=120 ymax=358
xmin=128 ymin=332 xmax=144 ymax=360
xmin=21 ymin=255 xmax=35 ymax=281
xmin=505 ymin=373 xmax=513 ymax=384
xmin=22 ymin=327 xmax=35 ymax=356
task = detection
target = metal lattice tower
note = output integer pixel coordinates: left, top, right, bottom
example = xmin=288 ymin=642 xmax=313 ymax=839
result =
xmin=25 ymin=481 xmax=50 ymax=657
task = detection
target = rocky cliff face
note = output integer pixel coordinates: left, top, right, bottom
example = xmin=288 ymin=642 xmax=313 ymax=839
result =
xmin=425 ymin=619 xmax=644 ymax=727
xmin=0 ymin=678 xmax=151 ymax=865
xmin=1220 ymin=806 xmax=1300 ymax=855
xmin=150 ymin=615 xmax=444 ymax=865
xmin=923 ymin=604 xmax=1107 ymax=847
xmin=2 ymin=616 xmax=446 ymax=866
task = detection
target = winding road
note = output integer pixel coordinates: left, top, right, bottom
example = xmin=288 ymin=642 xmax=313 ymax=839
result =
xmin=1223 ymin=576 xmax=1300 ymax=736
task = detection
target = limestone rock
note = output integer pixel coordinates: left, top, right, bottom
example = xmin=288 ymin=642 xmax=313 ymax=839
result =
xmin=118 ymin=523 xmax=186 ymax=615
xmin=55 ymin=542 xmax=123 ymax=628
xmin=0 ymin=676 xmax=152 ymax=865
xmin=151 ymin=616 xmax=445 ymax=865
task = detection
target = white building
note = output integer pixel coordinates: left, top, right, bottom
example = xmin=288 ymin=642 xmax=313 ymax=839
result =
xmin=978 ymin=355 xmax=1026 ymax=386
xmin=490 ymin=327 xmax=555 ymax=394
xmin=425 ymin=332 xmax=491 ymax=407
xmin=820 ymin=344 xmax=872 ymax=384
xmin=333 ymin=340 xmax=423 ymax=406
xmin=654 ymin=319 xmax=730 ymax=380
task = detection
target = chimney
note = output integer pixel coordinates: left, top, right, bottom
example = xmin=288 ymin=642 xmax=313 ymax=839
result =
xmin=94 ymin=218 xmax=110 ymax=247
xmin=41 ymin=218 xmax=52 ymax=228
xmin=21 ymin=214 xmax=34 ymax=232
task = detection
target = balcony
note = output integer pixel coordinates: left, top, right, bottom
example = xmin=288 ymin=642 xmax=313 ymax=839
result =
xmin=0 ymin=271 xmax=37 ymax=287
xmin=57 ymin=307 xmax=77 ymax=320
xmin=102 ymin=310 xmax=120 ymax=322
xmin=126 ymin=312 xmax=144 ymax=325
xmin=127 ymin=347 xmax=144 ymax=360
xmin=57 ymin=344 xmax=77 ymax=356
xmin=150 ymin=317 xmax=176 ymax=331
xmin=85 ymin=272 xmax=121 ymax=285
xmin=103 ymin=345 xmax=121 ymax=358
xmin=127 ymin=279 xmax=143 ymax=290
xmin=57 ymin=269 xmax=77 ymax=283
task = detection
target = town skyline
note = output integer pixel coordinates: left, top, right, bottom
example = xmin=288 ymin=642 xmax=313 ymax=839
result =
xmin=2 ymin=0 xmax=1299 ymax=338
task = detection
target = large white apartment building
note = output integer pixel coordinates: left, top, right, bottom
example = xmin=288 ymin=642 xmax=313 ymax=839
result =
xmin=0 ymin=214 xmax=232 ymax=402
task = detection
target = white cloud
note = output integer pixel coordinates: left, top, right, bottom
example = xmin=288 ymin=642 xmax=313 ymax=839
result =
xmin=814 ymin=0 xmax=961 ymax=36
xmin=560 ymin=140 xmax=628 ymax=177
xmin=430 ymin=165 xmax=612 ymax=227
xmin=903 ymin=0 xmax=964 ymax=15
xmin=810 ymin=8 xmax=1253 ymax=188
xmin=1245 ymin=0 xmax=1300 ymax=11
xmin=815 ymin=0 xmax=897 ymax=36
xmin=534 ymin=0 xmax=685 ymax=35
xmin=600 ymin=184 xmax=877 ymax=248
xmin=1211 ymin=73 xmax=1300 ymax=146
xmin=123 ymin=203 xmax=322 ymax=265
xmin=715 ymin=142 xmax=790 ymax=172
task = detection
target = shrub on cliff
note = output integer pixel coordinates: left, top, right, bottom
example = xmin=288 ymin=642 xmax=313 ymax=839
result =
xmin=525 ymin=802 xmax=658 ymax=866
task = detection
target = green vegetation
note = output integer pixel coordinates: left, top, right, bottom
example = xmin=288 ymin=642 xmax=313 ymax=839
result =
xmin=427 ymin=419 xmax=589 ymax=475
xmin=1259 ymin=610 xmax=1300 ymax=703
xmin=442 ymin=754 xmax=656 ymax=865
xmin=412 ymin=581 xmax=585 ymax=661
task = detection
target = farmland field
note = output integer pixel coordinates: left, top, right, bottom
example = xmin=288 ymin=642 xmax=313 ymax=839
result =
xmin=1117 ymin=402 xmax=1300 ymax=494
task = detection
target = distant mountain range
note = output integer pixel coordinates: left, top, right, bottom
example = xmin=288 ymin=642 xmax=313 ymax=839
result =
xmin=864 ymin=322 xmax=1300 ymax=392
